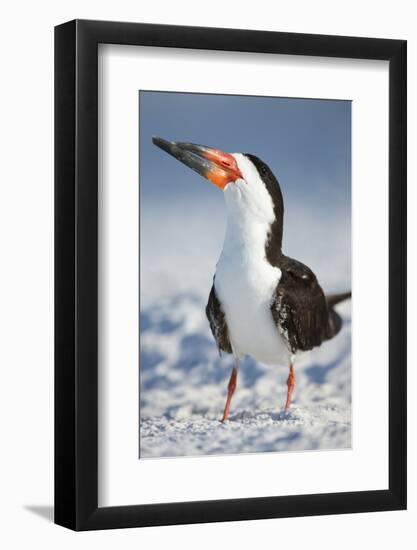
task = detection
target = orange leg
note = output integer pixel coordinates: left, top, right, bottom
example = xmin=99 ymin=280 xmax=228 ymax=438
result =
xmin=221 ymin=362 xmax=239 ymax=422
xmin=284 ymin=363 xmax=295 ymax=411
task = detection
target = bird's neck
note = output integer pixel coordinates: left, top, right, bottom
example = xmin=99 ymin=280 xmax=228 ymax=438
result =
xmin=220 ymin=212 xmax=282 ymax=266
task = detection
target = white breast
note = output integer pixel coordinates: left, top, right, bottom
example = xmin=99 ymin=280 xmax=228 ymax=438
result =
xmin=215 ymin=254 xmax=289 ymax=366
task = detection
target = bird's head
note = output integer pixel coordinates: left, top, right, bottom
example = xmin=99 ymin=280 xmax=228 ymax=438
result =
xmin=152 ymin=137 xmax=284 ymax=230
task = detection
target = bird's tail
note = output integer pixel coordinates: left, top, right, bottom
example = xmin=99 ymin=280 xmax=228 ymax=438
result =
xmin=326 ymin=291 xmax=351 ymax=307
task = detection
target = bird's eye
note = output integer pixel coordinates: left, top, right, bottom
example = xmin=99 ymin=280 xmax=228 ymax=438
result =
xmin=260 ymin=165 xmax=268 ymax=175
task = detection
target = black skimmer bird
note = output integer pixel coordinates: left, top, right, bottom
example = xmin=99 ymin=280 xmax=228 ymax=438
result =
xmin=153 ymin=137 xmax=351 ymax=422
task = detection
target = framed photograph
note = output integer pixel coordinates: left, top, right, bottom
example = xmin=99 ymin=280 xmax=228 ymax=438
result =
xmin=55 ymin=19 xmax=406 ymax=530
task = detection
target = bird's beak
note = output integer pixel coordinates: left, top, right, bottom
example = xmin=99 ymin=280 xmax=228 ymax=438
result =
xmin=152 ymin=137 xmax=243 ymax=190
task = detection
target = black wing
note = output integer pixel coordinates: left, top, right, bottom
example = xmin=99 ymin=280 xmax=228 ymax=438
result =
xmin=205 ymin=283 xmax=233 ymax=355
xmin=271 ymin=255 xmax=342 ymax=353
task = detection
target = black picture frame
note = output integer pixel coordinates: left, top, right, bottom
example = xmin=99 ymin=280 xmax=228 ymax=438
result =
xmin=55 ymin=19 xmax=407 ymax=531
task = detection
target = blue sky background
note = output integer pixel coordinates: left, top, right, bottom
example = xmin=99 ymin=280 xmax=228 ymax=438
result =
xmin=139 ymin=91 xmax=351 ymax=306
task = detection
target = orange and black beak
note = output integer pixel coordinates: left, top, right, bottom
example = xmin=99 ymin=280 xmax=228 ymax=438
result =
xmin=152 ymin=137 xmax=243 ymax=190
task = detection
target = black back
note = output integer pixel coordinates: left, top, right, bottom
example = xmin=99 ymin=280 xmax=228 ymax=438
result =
xmin=270 ymin=255 xmax=342 ymax=353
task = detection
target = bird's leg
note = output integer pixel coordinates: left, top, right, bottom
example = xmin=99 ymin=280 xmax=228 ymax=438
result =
xmin=284 ymin=362 xmax=296 ymax=411
xmin=221 ymin=359 xmax=239 ymax=422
